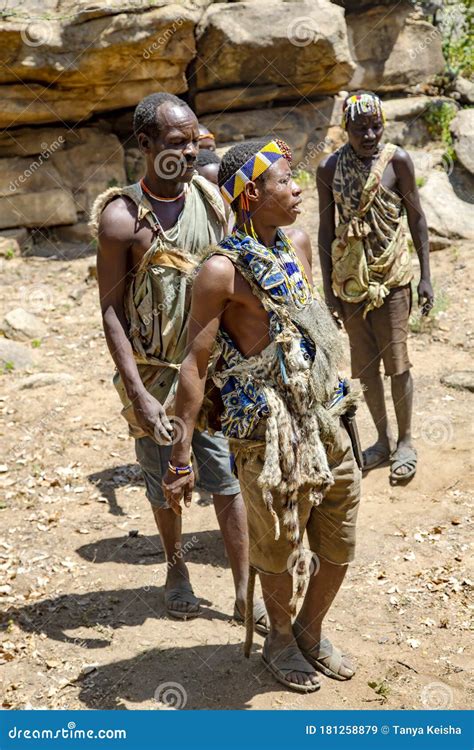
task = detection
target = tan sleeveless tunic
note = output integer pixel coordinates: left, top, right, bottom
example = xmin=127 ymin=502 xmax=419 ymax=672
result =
xmin=90 ymin=175 xmax=226 ymax=437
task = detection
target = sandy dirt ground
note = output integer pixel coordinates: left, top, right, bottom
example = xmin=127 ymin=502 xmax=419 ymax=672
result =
xmin=0 ymin=186 xmax=472 ymax=711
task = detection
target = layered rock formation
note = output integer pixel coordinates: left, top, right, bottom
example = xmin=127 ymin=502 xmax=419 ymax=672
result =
xmin=346 ymin=2 xmax=445 ymax=92
xmin=0 ymin=3 xmax=200 ymax=128
xmin=194 ymin=0 xmax=354 ymax=114
xmin=0 ymin=0 xmax=470 ymax=242
xmin=0 ymin=127 xmax=125 ymax=230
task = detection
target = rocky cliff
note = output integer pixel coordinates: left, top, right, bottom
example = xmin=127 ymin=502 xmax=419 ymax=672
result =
xmin=0 ymin=0 xmax=471 ymax=248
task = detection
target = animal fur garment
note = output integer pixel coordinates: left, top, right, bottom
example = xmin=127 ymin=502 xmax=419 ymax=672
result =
xmin=207 ymin=246 xmax=359 ymax=612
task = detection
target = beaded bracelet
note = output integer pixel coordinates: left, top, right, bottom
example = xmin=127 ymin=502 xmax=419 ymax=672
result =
xmin=167 ymin=461 xmax=193 ymax=477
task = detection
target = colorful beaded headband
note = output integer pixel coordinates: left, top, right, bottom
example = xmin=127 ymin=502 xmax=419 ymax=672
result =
xmin=342 ymin=93 xmax=386 ymax=130
xmin=220 ymin=139 xmax=285 ymax=205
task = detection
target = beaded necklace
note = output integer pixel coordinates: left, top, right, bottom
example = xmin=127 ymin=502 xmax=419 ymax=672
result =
xmin=231 ymin=228 xmax=312 ymax=309
xmin=140 ymin=178 xmax=187 ymax=202
xmin=140 ymin=179 xmax=188 ymax=243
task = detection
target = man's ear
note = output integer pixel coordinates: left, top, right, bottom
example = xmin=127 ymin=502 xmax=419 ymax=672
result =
xmin=137 ymin=133 xmax=152 ymax=154
xmin=245 ymin=180 xmax=259 ymax=204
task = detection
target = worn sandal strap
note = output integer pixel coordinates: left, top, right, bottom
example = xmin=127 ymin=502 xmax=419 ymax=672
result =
xmin=165 ymin=587 xmax=200 ymax=606
xmin=315 ymin=637 xmax=344 ymax=672
xmin=263 ymin=642 xmax=315 ymax=676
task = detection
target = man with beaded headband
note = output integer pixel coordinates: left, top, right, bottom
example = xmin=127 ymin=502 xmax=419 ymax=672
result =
xmin=317 ymin=91 xmax=434 ymax=483
xmin=91 ymin=93 xmax=269 ymax=632
xmin=163 ymin=138 xmax=361 ymax=692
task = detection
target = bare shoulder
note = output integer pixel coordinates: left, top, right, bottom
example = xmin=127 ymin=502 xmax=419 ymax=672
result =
xmin=197 ymin=253 xmax=236 ymax=291
xmin=317 ymin=152 xmax=339 ymax=183
xmin=98 ymin=195 xmax=137 ymax=244
xmin=286 ymin=227 xmax=311 ymax=255
xmin=391 ymin=146 xmax=415 ymax=173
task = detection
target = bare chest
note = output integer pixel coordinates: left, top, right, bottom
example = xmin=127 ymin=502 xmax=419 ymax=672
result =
xmin=221 ymin=270 xmax=271 ymax=358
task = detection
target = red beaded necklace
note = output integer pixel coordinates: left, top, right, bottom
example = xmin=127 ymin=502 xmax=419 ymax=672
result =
xmin=140 ymin=178 xmax=186 ymax=202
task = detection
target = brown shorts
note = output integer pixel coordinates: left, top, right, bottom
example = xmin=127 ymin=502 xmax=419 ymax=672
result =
xmin=230 ymin=423 xmax=361 ymax=575
xmin=340 ymin=284 xmax=412 ymax=379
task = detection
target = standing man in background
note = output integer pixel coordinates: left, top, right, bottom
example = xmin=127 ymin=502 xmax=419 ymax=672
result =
xmin=317 ymin=91 xmax=434 ymax=483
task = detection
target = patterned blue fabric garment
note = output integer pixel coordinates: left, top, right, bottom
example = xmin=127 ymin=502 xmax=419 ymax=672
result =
xmin=214 ymin=230 xmax=315 ymax=439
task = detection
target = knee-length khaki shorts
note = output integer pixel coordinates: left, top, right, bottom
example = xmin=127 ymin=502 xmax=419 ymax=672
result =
xmin=230 ymin=422 xmax=361 ymax=575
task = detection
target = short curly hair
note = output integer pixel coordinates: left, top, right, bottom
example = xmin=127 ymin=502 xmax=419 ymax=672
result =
xmin=196 ymin=148 xmax=221 ymax=168
xmin=133 ymin=93 xmax=192 ymax=140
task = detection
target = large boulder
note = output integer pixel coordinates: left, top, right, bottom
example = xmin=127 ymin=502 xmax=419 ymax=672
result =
xmin=201 ymin=99 xmax=342 ymax=164
xmin=195 ymin=0 xmax=354 ymax=114
xmin=49 ymin=128 xmax=126 ymax=216
xmin=382 ymin=96 xmax=457 ymax=148
xmin=450 ymin=109 xmax=474 ymax=176
xmin=346 ymin=3 xmax=445 ymax=92
xmin=0 ymin=165 xmax=77 ymax=229
xmin=0 ymin=127 xmax=125 ymax=228
xmin=419 ymin=171 xmax=474 ymax=241
xmin=0 ymin=3 xmax=200 ymax=128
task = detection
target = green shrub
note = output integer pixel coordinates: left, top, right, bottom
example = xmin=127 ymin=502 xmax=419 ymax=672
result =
xmin=292 ymin=169 xmax=314 ymax=190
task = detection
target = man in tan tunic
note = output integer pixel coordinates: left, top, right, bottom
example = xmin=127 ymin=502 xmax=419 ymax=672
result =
xmin=91 ymin=93 xmax=267 ymax=630
xmin=317 ymin=92 xmax=434 ymax=483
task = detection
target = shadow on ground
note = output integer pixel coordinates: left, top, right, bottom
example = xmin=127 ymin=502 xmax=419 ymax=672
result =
xmin=4 ymin=584 xmax=230 ymax=648
xmin=87 ymin=464 xmax=144 ymax=516
xmin=77 ymin=641 xmax=275 ymax=710
xmin=76 ymin=529 xmax=227 ymax=568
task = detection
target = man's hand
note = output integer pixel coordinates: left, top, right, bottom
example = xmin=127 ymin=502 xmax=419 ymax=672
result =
xmin=417 ymin=278 xmax=434 ymax=316
xmin=133 ymin=391 xmax=173 ymax=443
xmin=162 ymin=469 xmax=194 ymax=515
